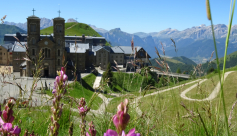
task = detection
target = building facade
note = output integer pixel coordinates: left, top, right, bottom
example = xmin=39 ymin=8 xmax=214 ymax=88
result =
xmin=2 ymin=15 xmax=151 ymax=78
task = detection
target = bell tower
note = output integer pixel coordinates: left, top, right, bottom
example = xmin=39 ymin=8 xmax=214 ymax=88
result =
xmin=53 ymin=10 xmax=65 ymax=71
xmin=26 ymin=8 xmax=40 ymax=77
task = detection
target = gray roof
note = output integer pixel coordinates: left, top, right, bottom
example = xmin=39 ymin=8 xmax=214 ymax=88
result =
xmin=4 ymin=33 xmax=27 ymax=43
xmin=111 ymin=46 xmax=124 ymax=53
xmin=65 ymin=43 xmax=89 ymax=53
xmin=12 ymin=42 xmax=26 ymax=52
xmin=92 ymin=46 xmax=110 ymax=52
xmin=0 ymin=43 xmax=13 ymax=52
xmin=115 ymin=46 xmax=142 ymax=55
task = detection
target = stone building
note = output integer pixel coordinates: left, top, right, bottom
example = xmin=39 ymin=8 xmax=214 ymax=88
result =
xmin=2 ymin=14 xmax=151 ymax=78
xmin=0 ymin=43 xmax=13 ymax=65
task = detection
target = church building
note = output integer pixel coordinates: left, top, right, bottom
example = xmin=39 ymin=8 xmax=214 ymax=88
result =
xmin=1 ymin=12 xmax=151 ymax=78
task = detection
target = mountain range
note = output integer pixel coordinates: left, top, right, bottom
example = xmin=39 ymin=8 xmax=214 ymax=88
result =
xmin=3 ymin=18 xmax=237 ymax=64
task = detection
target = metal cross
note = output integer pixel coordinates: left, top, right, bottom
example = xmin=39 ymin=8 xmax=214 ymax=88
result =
xmin=32 ymin=8 xmax=36 ymax=15
xmin=58 ymin=10 xmax=61 ymax=17
xmin=75 ymin=18 xmax=78 ymax=22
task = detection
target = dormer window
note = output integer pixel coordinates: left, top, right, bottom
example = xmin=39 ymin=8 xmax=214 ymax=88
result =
xmin=30 ymin=24 xmax=36 ymax=32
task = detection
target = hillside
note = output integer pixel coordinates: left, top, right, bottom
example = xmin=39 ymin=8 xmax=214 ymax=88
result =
xmin=40 ymin=22 xmax=102 ymax=37
xmin=150 ymin=56 xmax=197 ymax=73
xmin=165 ymin=38 xmax=237 ymax=63
xmin=0 ymin=24 xmax=26 ymax=44
xmin=202 ymin=50 xmax=237 ymax=73
xmin=172 ymin=56 xmax=197 ymax=65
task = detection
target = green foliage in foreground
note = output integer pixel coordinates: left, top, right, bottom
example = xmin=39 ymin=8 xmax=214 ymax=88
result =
xmin=46 ymin=73 xmax=102 ymax=110
xmin=104 ymin=68 xmax=185 ymax=94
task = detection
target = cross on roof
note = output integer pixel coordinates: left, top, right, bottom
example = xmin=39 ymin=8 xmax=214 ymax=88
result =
xmin=32 ymin=8 xmax=36 ymax=16
xmin=58 ymin=10 xmax=61 ymax=17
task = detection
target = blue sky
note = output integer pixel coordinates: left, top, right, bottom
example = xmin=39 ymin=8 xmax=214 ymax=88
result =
xmin=0 ymin=0 xmax=236 ymax=33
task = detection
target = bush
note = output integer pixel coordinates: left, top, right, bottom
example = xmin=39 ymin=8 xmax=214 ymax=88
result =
xmin=207 ymin=67 xmax=217 ymax=74
xmin=103 ymin=63 xmax=113 ymax=85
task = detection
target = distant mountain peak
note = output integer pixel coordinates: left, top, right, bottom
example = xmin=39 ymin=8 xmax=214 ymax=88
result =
xmin=111 ymin=28 xmax=121 ymax=31
xmin=67 ymin=18 xmax=77 ymax=23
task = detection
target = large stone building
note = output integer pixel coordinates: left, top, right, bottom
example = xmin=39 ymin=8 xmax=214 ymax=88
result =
xmin=1 ymin=14 xmax=151 ymax=78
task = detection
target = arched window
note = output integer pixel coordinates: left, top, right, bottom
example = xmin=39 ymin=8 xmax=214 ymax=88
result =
xmin=56 ymin=25 xmax=62 ymax=33
xmin=30 ymin=24 xmax=36 ymax=32
xmin=58 ymin=39 xmax=61 ymax=46
xmin=43 ymin=48 xmax=50 ymax=58
xmin=48 ymin=49 xmax=50 ymax=58
xmin=32 ymin=38 xmax=36 ymax=45
xmin=32 ymin=49 xmax=35 ymax=56
xmin=58 ymin=59 xmax=60 ymax=65
xmin=58 ymin=50 xmax=60 ymax=56
xmin=45 ymin=48 xmax=47 ymax=58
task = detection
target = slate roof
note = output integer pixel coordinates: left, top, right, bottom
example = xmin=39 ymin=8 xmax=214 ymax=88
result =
xmin=92 ymin=46 xmax=110 ymax=52
xmin=12 ymin=42 xmax=26 ymax=52
xmin=65 ymin=43 xmax=89 ymax=53
xmin=0 ymin=43 xmax=14 ymax=52
xmin=40 ymin=35 xmax=55 ymax=42
xmin=114 ymin=46 xmax=142 ymax=55
xmin=4 ymin=33 xmax=27 ymax=43
xmin=111 ymin=46 xmax=124 ymax=53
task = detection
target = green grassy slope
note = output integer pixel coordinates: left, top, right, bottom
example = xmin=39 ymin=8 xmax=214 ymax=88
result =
xmin=0 ymin=24 xmax=26 ymax=44
xmin=172 ymin=56 xmax=197 ymax=65
xmin=202 ymin=50 xmax=237 ymax=73
xmin=151 ymin=56 xmax=197 ymax=74
xmin=40 ymin=22 xmax=102 ymax=37
xmin=68 ymin=73 xmax=102 ymax=110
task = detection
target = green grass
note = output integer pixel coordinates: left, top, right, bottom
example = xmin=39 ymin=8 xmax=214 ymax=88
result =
xmin=46 ymin=73 xmax=103 ymax=110
xmin=40 ymin=22 xmax=102 ymax=37
xmin=185 ymin=74 xmax=220 ymax=99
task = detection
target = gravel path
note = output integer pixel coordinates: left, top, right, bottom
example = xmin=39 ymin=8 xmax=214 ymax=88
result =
xmin=180 ymin=71 xmax=234 ymax=101
xmin=132 ymin=79 xmax=203 ymax=116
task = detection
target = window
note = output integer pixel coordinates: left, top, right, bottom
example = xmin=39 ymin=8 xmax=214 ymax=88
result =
xmin=56 ymin=25 xmax=63 ymax=33
xmin=0 ymin=52 xmax=2 ymax=55
xmin=48 ymin=50 xmax=50 ymax=58
xmin=32 ymin=49 xmax=35 ymax=56
xmin=30 ymin=24 xmax=36 ymax=32
xmin=0 ymin=57 xmax=2 ymax=60
xmin=32 ymin=38 xmax=36 ymax=45
xmin=58 ymin=59 xmax=60 ymax=65
xmin=4 ymin=53 xmax=5 ymax=55
xmin=58 ymin=39 xmax=61 ymax=46
xmin=43 ymin=48 xmax=50 ymax=58
xmin=58 ymin=50 xmax=60 ymax=56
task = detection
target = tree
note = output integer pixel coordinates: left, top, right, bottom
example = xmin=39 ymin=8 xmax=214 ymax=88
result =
xmin=176 ymin=68 xmax=181 ymax=74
